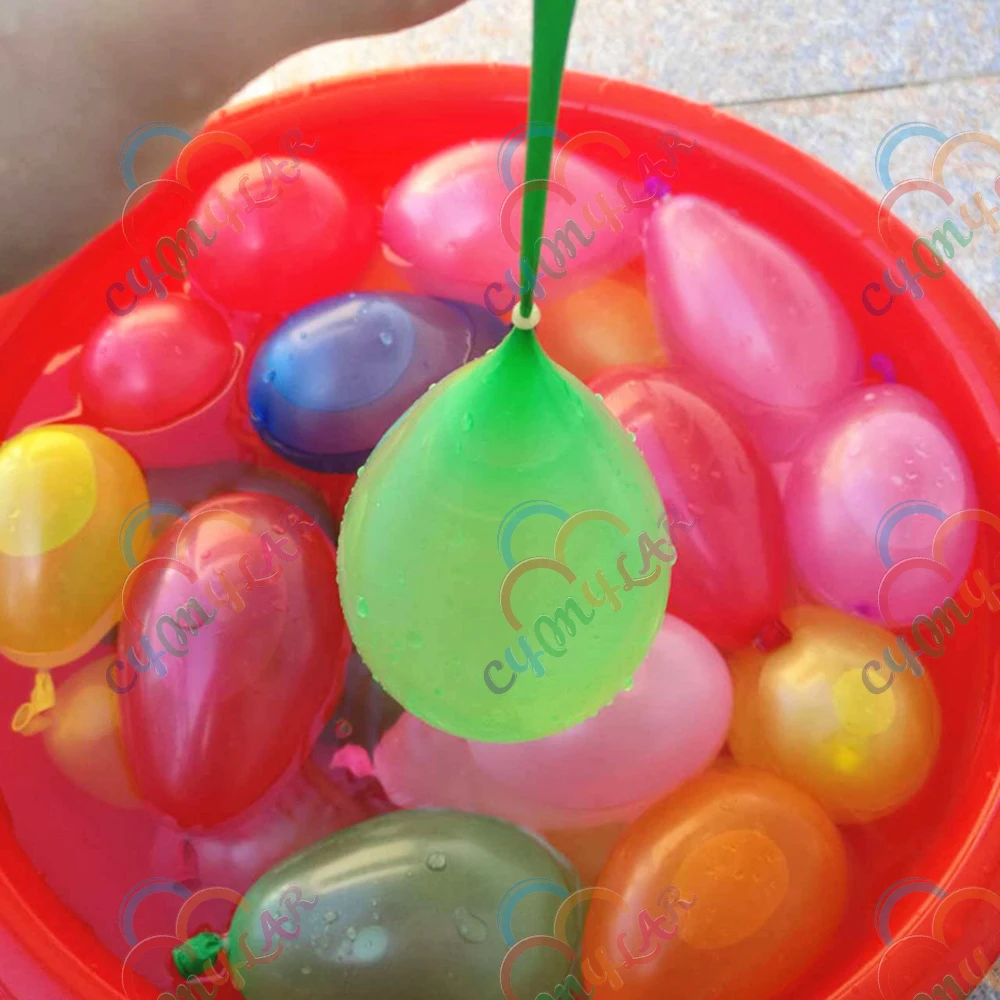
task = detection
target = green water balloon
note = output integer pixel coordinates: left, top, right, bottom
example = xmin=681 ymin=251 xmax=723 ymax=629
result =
xmin=336 ymin=330 xmax=672 ymax=741
xmin=175 ymin=810 xmax=584 ymax=1000
xmin=337 ymin=0 xmax=670 ymax=741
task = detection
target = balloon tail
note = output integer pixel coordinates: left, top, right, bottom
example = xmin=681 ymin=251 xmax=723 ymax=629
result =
xmin=516 ymin=0 xmax=577 ymax=324
xmin=11 ymin=671 xmax=55 ymax=735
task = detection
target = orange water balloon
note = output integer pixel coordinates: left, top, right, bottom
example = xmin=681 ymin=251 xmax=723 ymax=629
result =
xmin=583 ymin=763 xmax=847 ymax=1000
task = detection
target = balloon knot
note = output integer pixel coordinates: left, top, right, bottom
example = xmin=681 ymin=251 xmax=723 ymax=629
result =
xmin=753 ymin=620 xmax=793 ymax=654
xmin=11 ymin=671 xmax=55 ymax=735
xmin=174 ymin=932 xmax=224 ymax=979
xmin=511 ymin=302 xmax=542 ymax=331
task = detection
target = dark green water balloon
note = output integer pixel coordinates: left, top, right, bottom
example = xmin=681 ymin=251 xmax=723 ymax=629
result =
xmin=178 ymin=810 xmax=583 ymax=999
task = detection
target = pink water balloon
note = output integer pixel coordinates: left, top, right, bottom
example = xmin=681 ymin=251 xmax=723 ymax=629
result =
xmin=382 ymin=139 xmax=651 ymax=308
xmin=644 ymin=194 xmax=863 ymax=459
xmin=784 ymin=383 xmax=976 ymax=626
xmin=590 ymin=366 xmax=788 ymax=649
xmin=467 ymin=615 xmax=732 ymax=810
xmin=373 ymin=712 xmax=649 ymax=831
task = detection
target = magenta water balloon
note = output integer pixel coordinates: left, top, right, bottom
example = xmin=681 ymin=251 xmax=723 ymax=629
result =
xmin=78 ymin=296 xmax=235 ymax=432
xmin=590 ymin=366 xmax=788 ymax=649
xmin=188 ymin=160 xmax=376 ymax=315
xmin=468 ymin=615 xmax=732 ymax=811
xmin=644 ymin=194 xmax=863 ymax=459
xmin=383 ymin=139 xmax=650 ymax=308
xmin=117 ymin=492 xmax=350 ymax=828
xmin=784 ymin=384 xmax=976 ymax=626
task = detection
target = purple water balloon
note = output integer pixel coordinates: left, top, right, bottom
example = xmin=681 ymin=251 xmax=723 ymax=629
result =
xmin=644 ymin=194 xmax=864 ymax=460
xmin=784 ymin=383 xmax=976 ymax=627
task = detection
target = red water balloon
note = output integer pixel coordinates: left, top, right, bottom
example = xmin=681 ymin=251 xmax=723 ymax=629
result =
xmin=78 ymin=295 xmax=235 ymax=431
xmin=117 ymin=492 xmax=349 ymax=829
xmin=590 ymin=367 xmax=787 ymax=649
xmin=188 ymin=158 xmax=375 ymax=315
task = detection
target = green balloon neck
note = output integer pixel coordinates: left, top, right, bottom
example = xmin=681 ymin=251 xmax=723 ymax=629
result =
xmin=173 ymin=931 xmax=225 ymax=979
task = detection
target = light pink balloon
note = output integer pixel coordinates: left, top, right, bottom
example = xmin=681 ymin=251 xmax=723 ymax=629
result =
xmin=373 ymin=713 xmax=650 ymax=831
xmin=784 ymin=383 xmax=977 ymax=627
xmin=644 ymin=194 xmax=863 ymax=459
xmin=383 ymin=139 xmax=650 ymax=307
xmin=467 ymin=616 xmax=732 ymax=810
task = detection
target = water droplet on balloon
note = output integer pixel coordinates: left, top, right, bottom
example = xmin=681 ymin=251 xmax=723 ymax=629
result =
xmin=426 ymin=851 xmax=447 ymax=871
xmin=357 ymin=597 xmax=369 ymax=618
xmin=453 ymin=907 xmax=488 ymax=943
xmin=324 ymin=910 xmax=340 ymax=924
xmin=264 ymin=369 xmax=276 ymax=383
xmin=379 ymin=331 xmax=393 ymax=347
xmin=461 ymin=412 xmax=474 ymax=431
xmin=346 ymin=926 xmax=358 ymax=940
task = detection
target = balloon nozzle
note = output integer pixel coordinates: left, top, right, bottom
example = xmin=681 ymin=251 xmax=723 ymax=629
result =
xmin=174 ymin=931 xmax=225 ymax=979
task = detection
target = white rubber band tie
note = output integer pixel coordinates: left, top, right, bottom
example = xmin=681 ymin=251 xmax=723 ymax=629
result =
xmin=511 ymin=302 xmax=542 ymax=330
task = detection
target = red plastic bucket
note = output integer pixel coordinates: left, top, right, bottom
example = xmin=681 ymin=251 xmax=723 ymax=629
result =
xmin=1 ymin=64 xmax=999 ymax=1000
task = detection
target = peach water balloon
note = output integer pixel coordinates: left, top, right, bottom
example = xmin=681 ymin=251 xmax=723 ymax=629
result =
xmin=590 ymin=367 xmax=787 ymax=649
xmin=583 ymin=763 xmax=848 ymax=1000
xmin=727 ymin=605 xmax=942 ymax=823
xmin=784 ymin=383 xmax=976 ymax=626
xmin=383 ymin=138 xmax=651 ymax=307
xmin=468 ymin=615 xmax=732 ymax=810
xmin=0 ymin=425 xmax=150 ymax=672
xmin=645 ymin=194 xmax=863 ymax=460
xmin=39 ymin=654 xmax=140 ymax=809
xmin=534 ymin=268 xmax=667 ymax=382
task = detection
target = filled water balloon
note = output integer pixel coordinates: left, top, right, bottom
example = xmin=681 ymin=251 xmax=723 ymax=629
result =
xmin=118 ymin=492 xmax=349 ymax=827
xmin=173 ymin=810 xmax=582 ymax=1000
xmin=728 ymin=605 xmax=942 ymax=823
xmin=0 ymin=424 xmax=150 ymax=670
xmin=383 ymin=139 xmax=650 ymax=306
xmin=468 ymin=615 xmax=732 ymax=810
xmin=188 ymin=159 xmax=375 ymax=315
xmin=247 ymin=293 xmax=506 ymax=472
xmin=784 ymin=383 xmax=976 ymax=626
xmin=584 ymin=763 xmax=848 ymax=1000
xmin=645 ymin=194 xmax=863 ymax=460
xmin=337 ymin=328 xmax=672 ymax=742
xmin=590 ymin=367 xmax=787 ymax=649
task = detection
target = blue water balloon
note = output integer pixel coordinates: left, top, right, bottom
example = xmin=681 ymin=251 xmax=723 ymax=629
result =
xmin=247 ymin=293 xmax=506 ymax=472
